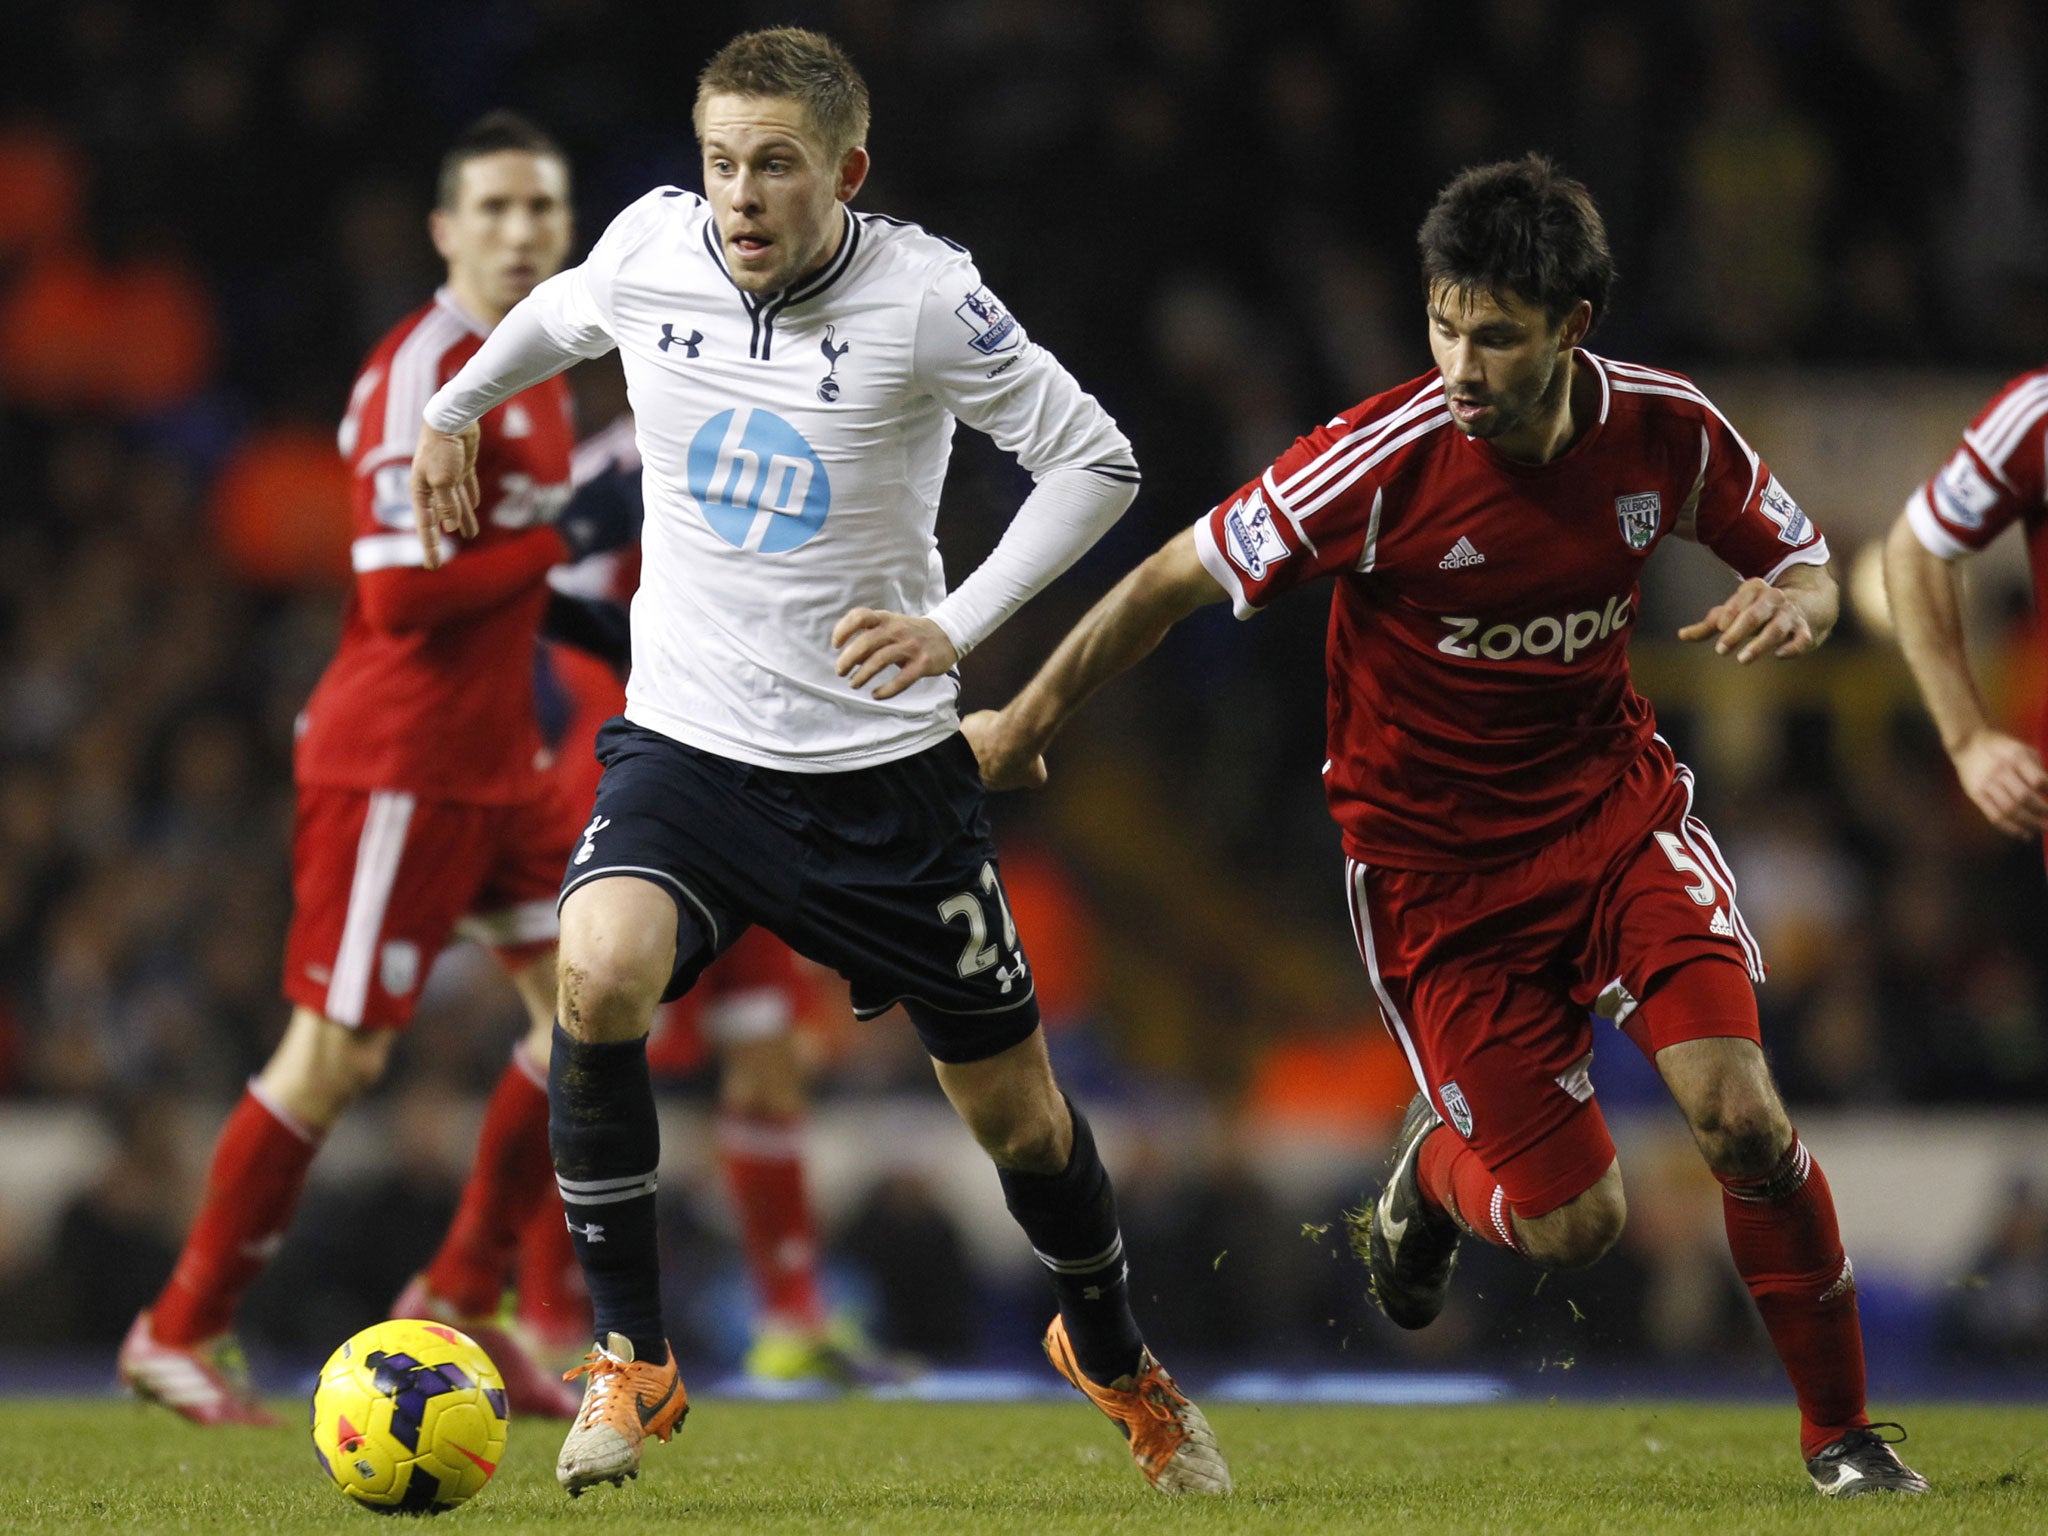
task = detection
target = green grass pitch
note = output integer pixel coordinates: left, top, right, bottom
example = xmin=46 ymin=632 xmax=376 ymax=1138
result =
xmin=5 ymin=1399 xmax=2041 ymax=1534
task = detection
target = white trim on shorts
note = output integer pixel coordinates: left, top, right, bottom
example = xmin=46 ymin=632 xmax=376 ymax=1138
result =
xmin=1343 ymin=857 xmax=1430 ymax=1098
xmin=702 ymin=988 xmax=795 ymax=1046
xmin=454 ymin=898 xmax=560 ymax=950
xmin=559 ymin=863 xmax=723 ymax=951
xmin=849 ymin=983 xmax=1038 ymax=1023
xmin=1672 ymin=764 xmax=1767 ymax=982
xmin=325 ymin=791 xmax=415 ymax=1026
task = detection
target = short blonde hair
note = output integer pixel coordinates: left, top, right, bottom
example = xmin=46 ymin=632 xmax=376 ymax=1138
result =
xmin=693 ymin=27 xmax=871 ymax=159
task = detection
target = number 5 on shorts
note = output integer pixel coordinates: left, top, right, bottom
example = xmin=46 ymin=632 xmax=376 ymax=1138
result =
xmin=1654 ymin=830 xmax=1717 ymax=906
xmin=938 ymin=861 xmax=1019 ymax=978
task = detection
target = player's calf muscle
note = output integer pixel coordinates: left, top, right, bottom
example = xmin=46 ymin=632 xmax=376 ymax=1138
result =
xmin=1520 ymin=1166 xmax=1626 ymax=1269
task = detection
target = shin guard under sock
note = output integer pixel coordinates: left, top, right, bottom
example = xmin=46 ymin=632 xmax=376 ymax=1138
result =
xmin=1718 ymin=1135 xmax=1869 ymax=1458
xmin=996 ymin=1095 xmax=1145 ymax=1385
xmin=548 ymin=1023 xmax=665 ymax=1362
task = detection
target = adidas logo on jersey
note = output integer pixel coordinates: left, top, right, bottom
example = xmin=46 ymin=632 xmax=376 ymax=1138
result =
xmin=1710 ymin=908 xmax=1735 ymax=937
xmin=1439 ymin=536 xmax=1486 ymax=569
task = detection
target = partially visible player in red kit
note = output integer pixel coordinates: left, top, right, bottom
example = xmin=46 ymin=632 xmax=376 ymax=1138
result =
xmin=522 ymin=423 xmax=910 ymax=1384
xmin=967 ymin=157 xmax=1928 ymax=1497
xmin=1885 ymin=369 xmax=2048 ymax=841
xmin=119 ymin=113 xmax=637 ymax=1424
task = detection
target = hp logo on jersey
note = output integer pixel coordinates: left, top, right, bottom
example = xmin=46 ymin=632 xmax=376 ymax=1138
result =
xmin=686 ymin=408 xmax=833 ymax=553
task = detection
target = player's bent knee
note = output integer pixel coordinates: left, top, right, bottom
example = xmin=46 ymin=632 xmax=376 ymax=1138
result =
xmin=1676 ymin=1063 xmax=1792 ymax=1179
xmin=719 ymin=1034 xmax=805 ymax=1119
xmin=557 ymin=877 xmax=682 ymax=1039
xmin=1695 ymin=1101 xmax=1791 ymax=1179
xmin=262 ymin=1008 xmax=397 ymax=1126
xmin=557 ymin=954 xmax=663 ymax=1042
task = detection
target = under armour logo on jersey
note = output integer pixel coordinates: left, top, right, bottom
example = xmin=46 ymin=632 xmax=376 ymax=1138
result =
xmin=816 ymin=324 xmax=851 ymax=402
xmin=1438 ymin=536 xmax=1486 ymax=569
xmin=659 ymin=324 xmax=703 ymax=357
xmin=574 ymin=814 xmax=610 ymax=866
xmin=567 ymin=1219 xmax=606 ymax=1243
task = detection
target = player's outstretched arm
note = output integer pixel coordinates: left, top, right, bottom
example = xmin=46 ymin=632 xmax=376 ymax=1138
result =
xmin=411 ymin=267 xmax=619 ymax=568
xmin=1883 ymin=509 xmax=2048 ymax=836
xmin=1678 ymin=561 xmax=1837 ymax=663
xmin=963 ymin=527 xmax=1227 ymax=791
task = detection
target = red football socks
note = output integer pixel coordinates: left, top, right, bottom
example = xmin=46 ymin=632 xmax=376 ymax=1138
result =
xmin=1416 ymin=1126 xmax=1527 ymax=1255
xmin=422 ymin=1043 xmax=555 ymax=1317
xmin=1717 ymin=1135 xmax=1870 ymax=1458
xmin=514 ymin=1185 xmax=590 ymax=1346
xmin=152 ymin=1085 xmax=321 ymax=1346
xmin=718 ymin=1108 xmax=826 ymax=1330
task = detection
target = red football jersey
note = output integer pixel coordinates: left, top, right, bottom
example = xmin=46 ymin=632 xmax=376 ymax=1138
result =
xmin=1194 ymin=353 xmax=1830 ymax=869
xmin=1907 ymin=365 xmax=2048 ymax=646
xmin=297 ymin=288 xmax=575 ymax=804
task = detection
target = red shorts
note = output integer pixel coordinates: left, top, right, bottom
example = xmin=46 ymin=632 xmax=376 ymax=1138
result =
xmin=1346 ymin=747 xmax=1764 ymax=1218
xmin=283 ymin=777 xmax=588 ymax=1029
xmin=646 ymin=924 xmax=817 ymax=1075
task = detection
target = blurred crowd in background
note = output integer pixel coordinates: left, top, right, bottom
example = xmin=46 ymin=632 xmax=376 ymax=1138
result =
xmin=3 ymin=0 xmax=2048 ymax=1373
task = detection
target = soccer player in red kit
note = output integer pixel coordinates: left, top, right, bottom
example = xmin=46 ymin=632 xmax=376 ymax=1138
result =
xmin=967 ymin=156 xmax=1928 ymax=1497
xmin=119 ymin=113 xmax=633 ymax=1424
xmin=1885 ymin=369 xmax=2048 ymax=840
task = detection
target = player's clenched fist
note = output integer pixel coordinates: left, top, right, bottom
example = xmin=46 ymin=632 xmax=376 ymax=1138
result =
xmin=831 ymin=608 xmax=960 ymax=699
xmin=410 ymin=421 xmax=483 ymax=569
xmin=961 ymin=709 xmax=1049 ymax=791
xmin=1678 ymin=575 xmax=1824 ymax=663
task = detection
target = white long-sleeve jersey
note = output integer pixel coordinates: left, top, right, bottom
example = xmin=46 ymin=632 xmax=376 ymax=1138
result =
xmin=426 ymin=188 xmax=1138 ymax=772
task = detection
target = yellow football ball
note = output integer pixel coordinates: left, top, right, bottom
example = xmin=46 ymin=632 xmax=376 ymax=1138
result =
xmin=310 ymin=1318 xmax=509 ymax=1513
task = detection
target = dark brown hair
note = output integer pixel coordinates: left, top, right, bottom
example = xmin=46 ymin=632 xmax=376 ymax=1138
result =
xmin=436 ymin=110 xmax=566 ymax=210
xmin=1418 ymin=154 xmax=1615 ymax=330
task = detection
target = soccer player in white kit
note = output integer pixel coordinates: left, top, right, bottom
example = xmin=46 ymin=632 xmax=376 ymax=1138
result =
xmin=410 ymin=28 xmax=1229 ymax=1499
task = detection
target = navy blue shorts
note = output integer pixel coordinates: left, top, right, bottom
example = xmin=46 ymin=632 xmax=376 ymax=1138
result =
xmin=559 ymin=719 xmax=1039 ymax=1064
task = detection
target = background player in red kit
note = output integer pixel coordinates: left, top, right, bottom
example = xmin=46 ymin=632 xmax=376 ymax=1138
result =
xmin=967 ymin=156 xmax=1927 ymax=1497
xmin=1886 ymin=368 xmax=2048 ymax=841
xmin=118 ymin=113 xmax=635 ymax=1424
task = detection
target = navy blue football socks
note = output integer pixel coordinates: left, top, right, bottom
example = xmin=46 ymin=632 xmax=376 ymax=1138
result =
xmin=997 ymin=1095 xmax=1146 ymax=1385
xmin=548 ymin=1022 xmax=666 ymax=1365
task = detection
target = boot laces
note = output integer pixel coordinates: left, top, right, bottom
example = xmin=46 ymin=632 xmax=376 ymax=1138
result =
xmin=566 ymin=1347 xmax=629 ymax=1430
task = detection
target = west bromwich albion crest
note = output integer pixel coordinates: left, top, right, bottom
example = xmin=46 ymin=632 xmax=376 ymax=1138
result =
xmin=1438 ymin=1081 xmax=1474 ymax=1138
xmin=1615 ymin=491 xmax=1661 ymax=551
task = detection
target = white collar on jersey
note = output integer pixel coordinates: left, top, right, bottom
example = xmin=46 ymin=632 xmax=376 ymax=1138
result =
xmin=698 ymin=204 xmax=862 ymax=309
xmin=433 ymin=286 xmax=492 ymax=339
